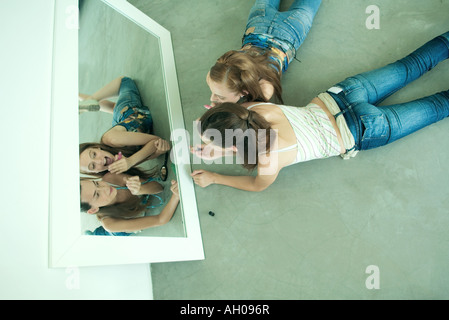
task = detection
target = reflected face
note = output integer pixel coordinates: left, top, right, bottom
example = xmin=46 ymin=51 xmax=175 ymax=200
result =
xmin=206 ymin=71 xmax=242 ymax=107
xmin=80 ymin=147 xmax=115 ymax=173
xmin=80 ymin=180 xmax=117 ymax=212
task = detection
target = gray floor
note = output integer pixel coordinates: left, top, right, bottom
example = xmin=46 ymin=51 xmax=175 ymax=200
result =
xmin=131 ymin=0 xmax=448 ymax=299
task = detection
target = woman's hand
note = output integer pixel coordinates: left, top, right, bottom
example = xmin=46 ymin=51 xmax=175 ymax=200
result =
xmin=190 ymin=144 xmax=226 ymax=160
xmin=154 ymin=138 xmax=170 ymax=156
xmin=191 ymin=169 xmax=216 ymax=188
xmin=125 ymin=176 xmax=142 ymax=195
xmin=108 ymin=153 xmax=130 ymax=174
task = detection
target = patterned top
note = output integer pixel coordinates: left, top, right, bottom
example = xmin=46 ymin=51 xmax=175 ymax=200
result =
xmin=241 ymin=33 xmax=296 ymax=73
xmin=114 ymin=177 xmax=164 ymax=210
xmin=112 ymin=105 xmax=154 ymax=134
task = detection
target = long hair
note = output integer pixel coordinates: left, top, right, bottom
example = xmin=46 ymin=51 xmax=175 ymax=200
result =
xmin=210 ymin=48 xmax=283 ymax=104
xmin=80 ymin=177 xmax=148 ymax=219
xmin=198 ymin=102 xmax=275 ymax=171
xmin=79 ymin=142 xmax=156 ymax=179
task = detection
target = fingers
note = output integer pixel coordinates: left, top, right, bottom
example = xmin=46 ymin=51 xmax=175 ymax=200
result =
xmin=108 ymin=158 xmax=128 ymax=174
xmin=170 ymin=180 xmax=179 ymax=197
xmin=125 ymin=176 xmax=141 ymax=195
xmin=190 ymin=144 xmax=222 ymax=160
xmin=155 ymin=138 xmax=171 ymax=153
xmin=112 ymin=152 xmax=123 ymax=163
xmin=190 ymin=144 xmax=203 ymax=151
xmin=191 ymin=169 xmax=205 ymax=176
xmin=191 ymin=170 xmax=212 ymax=188
xmin=124 ymin=175 xmax=139 ymax=185
xmin=108 ymin=163 xmax=123 ymax=174
xmin=190 ymin=145 xmax=204 ymax=158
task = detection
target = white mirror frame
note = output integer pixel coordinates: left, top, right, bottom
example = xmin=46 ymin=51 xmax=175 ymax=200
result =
xmin=49 ymin=0 xmax=204 ymax=267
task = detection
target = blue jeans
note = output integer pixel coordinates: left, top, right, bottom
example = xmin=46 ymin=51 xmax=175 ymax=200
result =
xmin=328 ymin=32 xmax=449 ymax=151
xmin=113 ymin=77 xmax=144 ymax=124
xmin=112 ymin=77 xmax=153 ymax=133
xmin=244 ymin=0 xmax=321 ymax=51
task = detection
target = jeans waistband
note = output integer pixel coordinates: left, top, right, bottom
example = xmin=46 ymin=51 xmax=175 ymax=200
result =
xmin=326 ymin=88 xmax=361 ymax=150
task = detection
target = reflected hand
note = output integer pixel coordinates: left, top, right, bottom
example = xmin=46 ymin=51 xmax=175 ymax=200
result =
xmin=125 ymin=176 xmax=141 ymax=195
xmin=170 ymin=180 xmax=179 ymax=199
xmin=191 ymin=169 xmax=215 ymax=188
xmin=190 ymin=144 xmax=223 ymax=160
xmin=155 ymin=138 xmax=170 ymax=155
xmin=108 ymin=153 xmax=130 ymax=174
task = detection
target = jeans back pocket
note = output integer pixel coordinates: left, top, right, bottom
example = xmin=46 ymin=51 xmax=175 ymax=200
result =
xmin=359 ymin=110 xmax=390 ymax=150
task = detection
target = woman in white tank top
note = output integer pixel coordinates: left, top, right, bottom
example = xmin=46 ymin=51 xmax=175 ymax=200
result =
xmin=191 ymin=100 xmax=345 ymax=192
xmin=191 ymin=32 xmax=449 ymax=192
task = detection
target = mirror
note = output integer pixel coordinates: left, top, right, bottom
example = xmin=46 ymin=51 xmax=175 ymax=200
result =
xmin=78 ymin=0 xmax=183 ymax=238
xmin=49 ymin=0 xmax=204 ymax=267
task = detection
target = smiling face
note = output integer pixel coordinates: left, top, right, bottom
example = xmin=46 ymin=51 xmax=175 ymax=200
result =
xmin=80 ymin=180 xmax=117 ymax=214
xmin=206 ymin=71 xmax=243 ymax=107
xmin=80 ymin=147 xmax=115 ymax=173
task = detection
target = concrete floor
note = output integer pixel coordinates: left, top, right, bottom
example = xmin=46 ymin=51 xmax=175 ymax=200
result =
xmin=110 ymin=0 xmax=449 ymax=299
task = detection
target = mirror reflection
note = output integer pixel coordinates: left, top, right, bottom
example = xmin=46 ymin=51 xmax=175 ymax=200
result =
xmin=78 ymin=0 xmax=185 ymax=238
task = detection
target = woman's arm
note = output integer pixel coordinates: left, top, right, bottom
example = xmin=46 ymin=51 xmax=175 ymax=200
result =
xmin=101 ymin=127 xmax=170 ymax=174
xmin=191 ymin=152 xmax=283 ymax=192
xmin=190 ymin=143 xmax=236 ymax=160
xmin=124 ymin=175 xmax=163 ymax=195
xmin=102 ymin=180 xmax=180 ymax=232
xmin=191 ymin=168 xmax=279 ymax=192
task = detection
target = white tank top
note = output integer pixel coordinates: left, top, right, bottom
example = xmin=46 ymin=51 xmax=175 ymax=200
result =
xmin=248 ymin=102 xmax=341 ymax=165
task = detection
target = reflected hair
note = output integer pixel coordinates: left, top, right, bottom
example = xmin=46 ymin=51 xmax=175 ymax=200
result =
xmin=80 ymin=178 xmax=148 ymax=219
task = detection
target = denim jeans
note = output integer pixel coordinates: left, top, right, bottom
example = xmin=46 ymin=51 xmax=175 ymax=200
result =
xmin=244 ymin=0 xmax=322 ymax=51
xmin=113 ymin=77 xmax=144 ymax=122
xmin=112 ymin=77 xmax=153 ymax=133
xmin=328 ymin=32 xmax=449 ymax=151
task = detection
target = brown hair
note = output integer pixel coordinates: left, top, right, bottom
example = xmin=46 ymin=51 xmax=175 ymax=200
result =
xmin=210 ymin=48 xmax=283 ymax=104
xmin=80 ymin=178 xmax=150 ymax=219
xmin=198 ymin=102 xmax=275 ymax=171
xmin=79 ymin=142 xmax=156 ymax=179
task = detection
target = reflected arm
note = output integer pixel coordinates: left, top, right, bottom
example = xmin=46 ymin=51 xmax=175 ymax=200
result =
xmin=101 ymin=127 xmax=168 ymax=171
xmin=102 ymin=193 xmax=180 ymax=232
xmin=101 ymin=179 xmax=180 ymax=232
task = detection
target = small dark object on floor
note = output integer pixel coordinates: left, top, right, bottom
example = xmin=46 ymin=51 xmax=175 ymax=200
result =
xmin=208 ymin=211 xmax=215 ymax=217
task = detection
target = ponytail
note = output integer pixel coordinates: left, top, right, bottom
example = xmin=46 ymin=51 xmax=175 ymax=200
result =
xmin=199 ymin=103 xmax=275 ymax=170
